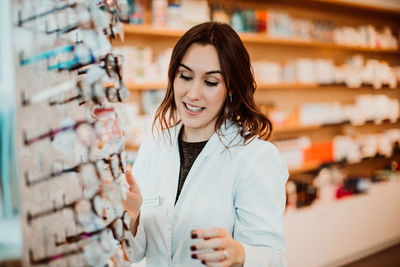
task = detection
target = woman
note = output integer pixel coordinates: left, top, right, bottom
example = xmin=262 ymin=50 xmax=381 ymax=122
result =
xmin=122 ymin=22 xmax=289 ymax=266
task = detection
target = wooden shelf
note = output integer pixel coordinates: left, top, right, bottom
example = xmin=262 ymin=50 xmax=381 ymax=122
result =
xmin=274 ymin=124 xmax=323 ymax=134
xmin=274 ymin=119 xmax=400 ymax=135
xmin=258 ymin=83 xmax=318 ymax=90
xmin=312 ymin=0 xmax=400 ymax=15
xmin=289 ymin=162 xmax=321 ymax=175
xmin=125 ymin=82 xmax=322 ymax=91
xmin=125 ymin=143 xmax=140 ymax=151
xmin=289 ymin=150 xmax=400 ymax=175
xmin=126 ymin=81 xmax=399 ymax=91
xmin=123 ymin=24 xmax=183 ymax=38
xmin=123 ymin=24 xmax=399 ymax=53
xmin=126 ymin=81 xmax=166 ymax=90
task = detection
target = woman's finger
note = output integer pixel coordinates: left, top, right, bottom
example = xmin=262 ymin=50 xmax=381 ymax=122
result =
xmin=191 ymin=237 xmax=227 ymax=251
xmin=201 ymin=261 xmax=228 ymax=267
xmin=125 ymin=170 xmax=136 ymax=188
xmin=192 ymin=228 xmax=229 ymax=239
xmin=192 ymin=249 xmax=226 ymax=262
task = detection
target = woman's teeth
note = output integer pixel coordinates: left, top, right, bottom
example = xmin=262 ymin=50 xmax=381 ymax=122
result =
xmin=185 ymin=103 xmax=203 ymax=112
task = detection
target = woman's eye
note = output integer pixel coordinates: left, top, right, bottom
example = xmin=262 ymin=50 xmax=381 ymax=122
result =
xmin=205 ymin=80 xmax=218 ymax=87
xmin=179 ymin=74 xmax=192 ymax=81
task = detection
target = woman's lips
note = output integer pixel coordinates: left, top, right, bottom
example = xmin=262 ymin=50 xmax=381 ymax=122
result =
xmin=183 ymin=102 xmax=205 ymax=115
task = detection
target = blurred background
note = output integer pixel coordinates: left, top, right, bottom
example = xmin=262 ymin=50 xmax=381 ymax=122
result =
xmin=1 ymin=0 xmax=400 ymax=266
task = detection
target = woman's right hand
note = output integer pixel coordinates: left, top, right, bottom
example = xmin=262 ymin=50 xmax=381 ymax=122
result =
xmin=122 ymin=170 xmax=143 ymax=235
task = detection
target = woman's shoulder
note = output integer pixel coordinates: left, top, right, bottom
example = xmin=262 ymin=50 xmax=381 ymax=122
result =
xmin=233 ymin=137 xmax=280 ymax=157
xmin=221 ymin=122 xmax=278 ymax=154
xmin=233 ymin=137 xmax=289 ymax=181
xmin=230 ymin=137 xmax=285 ymax=169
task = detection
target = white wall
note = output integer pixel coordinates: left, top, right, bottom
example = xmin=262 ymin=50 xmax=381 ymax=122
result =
xmin=0 ymin=0 xmax=14 ymax=108
xmin=284 ymin=180 xmax=400 ymax=267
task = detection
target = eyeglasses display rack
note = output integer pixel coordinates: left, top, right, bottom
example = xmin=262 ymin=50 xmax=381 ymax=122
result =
xmin=12 ymin=0 xmax=135 ymax=266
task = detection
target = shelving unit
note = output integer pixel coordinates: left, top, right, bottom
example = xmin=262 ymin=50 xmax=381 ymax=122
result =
xmin=123 ymin=24 xmax=399 ymax=53
xmin=311 ymin=0 xmax=400 ymax=14
xmin=273 ymin=119 xmax=400 ymax=135
xmin=118 ymin=0 xmax=400 ymax=179
xmin=126 ymin=81 xmax=400 ymax=91
xmin=115 ymin=2 xmax=400 ymax=265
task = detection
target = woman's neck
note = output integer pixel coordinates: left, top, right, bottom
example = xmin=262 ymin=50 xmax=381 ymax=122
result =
xmin=182 ymin=126 xmax=214 ymax=142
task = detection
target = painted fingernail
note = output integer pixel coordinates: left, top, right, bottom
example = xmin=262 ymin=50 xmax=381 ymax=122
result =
xmin=191 ymin=254 xmax=198 ymax=259
xmin=190 ymin=245 xmax=196 ymax=251
xmin=191 ymin=233 xmax=198 ymax=239
xmin=201 ymin=260 xmax=206 ymax=265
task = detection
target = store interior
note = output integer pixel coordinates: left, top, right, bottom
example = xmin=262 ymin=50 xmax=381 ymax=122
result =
xmin=1 ymin=0 xmax=400 ymax=266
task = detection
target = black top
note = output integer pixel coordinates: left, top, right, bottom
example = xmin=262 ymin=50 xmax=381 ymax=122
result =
xmin=175 ymin=129 xmax=208 ymax=204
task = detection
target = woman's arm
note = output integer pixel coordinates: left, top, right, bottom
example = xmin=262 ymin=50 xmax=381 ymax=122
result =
xmin=121 ymin=140 xmax=153 ymax=262
xmin=233 ymin=141 xmax=289 ymax=266
xmin=189 ymin=141 xmax=288 ymax=266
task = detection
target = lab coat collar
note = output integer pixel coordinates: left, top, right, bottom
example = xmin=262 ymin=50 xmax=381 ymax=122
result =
xmin=161 ymin=120 xmax=242 ymax=157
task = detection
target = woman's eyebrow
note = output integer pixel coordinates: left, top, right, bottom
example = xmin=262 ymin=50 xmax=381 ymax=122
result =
xmin=179 ymin=63 xmax=193 ymax=72
xmin=179 ymin=63 xmax=222 ymax=75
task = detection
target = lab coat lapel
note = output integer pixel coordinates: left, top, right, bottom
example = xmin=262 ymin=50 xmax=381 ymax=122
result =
xmin=153 ymin=124 xmax=182 ymax=208
xmin=174 ymin=122 xmax=239 ymax=209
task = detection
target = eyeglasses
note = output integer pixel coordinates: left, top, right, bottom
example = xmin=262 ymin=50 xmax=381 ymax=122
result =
xmin=21 ymin=63 xmax=128 ymax=107
xmin=121 ymin=229 xmax=136 ymax=261
xmin=17 ymin=2 xmax=78 ymax=27
xmin=28 ymin=228 xmax=117 ymax=266
xmin=47 ymin=46 xmax=97 ymax=72
xmin=19 ymin=42 xmax=101 ymax=73
xmin=23 ymin=120 xmax=95 ymax=146
xmin=100 ymin=53 xmax=124 ymax=81
xmin=24 ymin=150 xmax=127 ymax=187
xmin=47 ymin=82 xmax=128 ymax=106
xmin=18 ymin=1 xmax=122 ymax=36
xmin=19 ymin=44 xmax=74 ymax=66
xmin=104 ymin=151 xmax=127 ymax=180
xmin=26 ymin=192 xmax=104 ymax=224
xmin=28 ymin=200 xmax=132 ymax=265
xmin=56 ymin=216 xmax=124 ymax=247
xmin=28 ymin=246 xmax=83 ymax=265
xmin=21 ymin=80 xmax=77 ymax=106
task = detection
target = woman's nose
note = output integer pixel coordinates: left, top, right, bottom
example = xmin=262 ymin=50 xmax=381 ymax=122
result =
xmin=186 ymin=79 xmax=202 ymax=100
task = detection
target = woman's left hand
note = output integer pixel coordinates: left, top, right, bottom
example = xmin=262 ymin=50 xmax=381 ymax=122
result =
xmin=190 ymin=228 xmax=245 ymax=266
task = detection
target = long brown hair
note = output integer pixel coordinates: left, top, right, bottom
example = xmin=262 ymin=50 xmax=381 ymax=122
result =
xmin=153 ymin=22 xmax=272 ymax=143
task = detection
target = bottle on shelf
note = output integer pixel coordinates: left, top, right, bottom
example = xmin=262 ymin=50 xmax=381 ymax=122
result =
xmin=230 ymin=6 xmax=245 ymax=33
xmin=152 ymin=0 xmax=168 ymax=28
xmin=211 ymin=1 xmax=230 ymax=24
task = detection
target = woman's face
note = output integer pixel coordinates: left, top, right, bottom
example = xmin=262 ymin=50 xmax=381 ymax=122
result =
xmin=173 ymin=43 xmax=227 ymax=141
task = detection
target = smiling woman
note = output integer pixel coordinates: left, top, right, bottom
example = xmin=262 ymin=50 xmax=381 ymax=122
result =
xmin=122 ymin=22 xmax=289 ymax=267
xmin=154 ymin=21 xmax=272 ymax=144
xmin=173 ymin=44 xmax=227 ymax=142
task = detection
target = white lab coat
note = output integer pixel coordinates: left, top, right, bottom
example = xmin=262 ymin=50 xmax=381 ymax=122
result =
xmin=130 ymin=122 xmax=289 ymax=267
